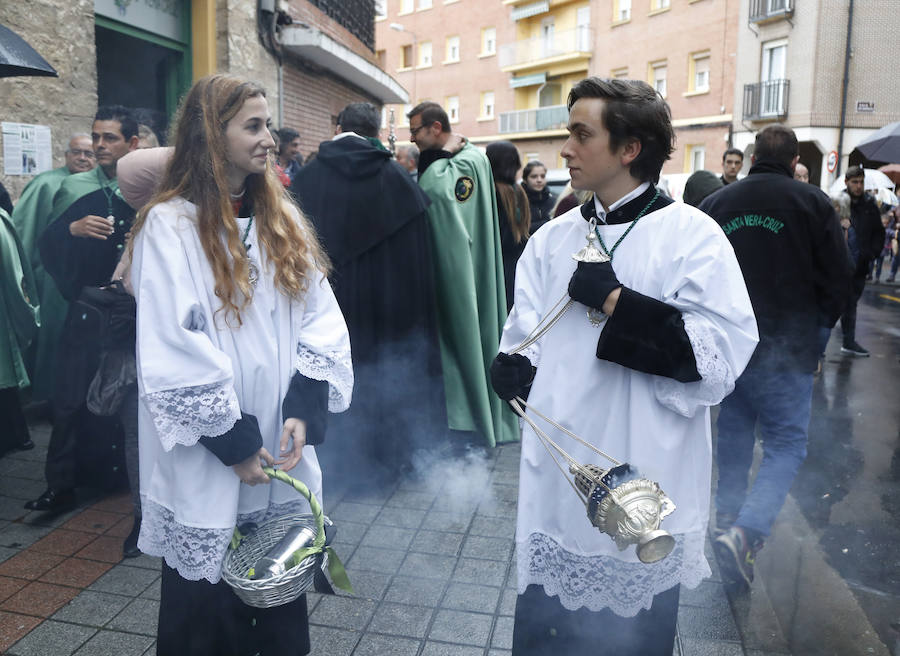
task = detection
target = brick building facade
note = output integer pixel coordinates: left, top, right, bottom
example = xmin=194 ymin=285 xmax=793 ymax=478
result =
xmin=377 ymin=0 xmax=741 ymax=194
xmin=0 ymin=0 xmax=404 ymax=200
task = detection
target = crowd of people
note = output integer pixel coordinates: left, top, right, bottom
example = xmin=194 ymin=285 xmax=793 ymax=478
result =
xmin=0 ymin=72 xmax=894 ymax=656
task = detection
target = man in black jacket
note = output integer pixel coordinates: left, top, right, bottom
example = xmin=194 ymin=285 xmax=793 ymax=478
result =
xmin=838 ymin=165 xmax=885 ymax=356
xmin=700 ymin=125 xmax=850 ymax=590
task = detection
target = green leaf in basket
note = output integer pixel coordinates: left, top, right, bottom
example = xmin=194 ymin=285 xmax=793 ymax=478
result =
xmin=247 ymin=567 xmax=256 ymax=578
xmin=325 ymin=547 xmax=353 ymax=593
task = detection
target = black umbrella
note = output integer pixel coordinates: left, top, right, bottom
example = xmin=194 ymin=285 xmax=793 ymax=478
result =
xmin=0 ymin=24 xmax=58 ymax=78
xmin=855 ymin=121 xmax=900 ymax=164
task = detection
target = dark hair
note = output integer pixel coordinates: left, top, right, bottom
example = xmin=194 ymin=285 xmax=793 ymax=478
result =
xmin=336 ymin=103 xmax=380 ymax=137
xmin=94 ymin=105 xmax=138 ymax=141
xmin=407 ymin=101 xmax=451 ymax=133
xmin=845 ymin=164 xmax=865 ymax=180
xmin=566 ymin=77 xmax=674 ymax=183
xmin=487 ymin=141 xmax=531 ymax=243
xmin=722 ymin=147 xmax=743 ymax=163
xmin=753 ymin=125 xmax=798 ymax=168
xmin=522 ymin=160 xmax=547 ymax=182
xmin=276 ymin=127 xmax=299 ymax=154
xmin=682 ymin=170 xmax=724 ymax=207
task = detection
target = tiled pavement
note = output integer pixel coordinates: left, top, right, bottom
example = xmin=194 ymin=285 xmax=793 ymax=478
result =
xmin=0 ymin=420 xmax=788 ymax=655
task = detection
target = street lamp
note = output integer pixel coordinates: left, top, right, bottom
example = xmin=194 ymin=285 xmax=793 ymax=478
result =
xmin=389 ymin=22 xmax=418 ymax=106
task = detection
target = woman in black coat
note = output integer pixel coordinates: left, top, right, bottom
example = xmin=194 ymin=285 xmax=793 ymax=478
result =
xmin=487 ymin=141 xmax=531 ymax=312
xmin=521 ymin=160 xmax=557 ymax=234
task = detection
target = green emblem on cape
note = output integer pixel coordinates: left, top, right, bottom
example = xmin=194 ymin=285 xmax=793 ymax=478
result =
xmin=455 ymin=176 xmax=475 ymax=202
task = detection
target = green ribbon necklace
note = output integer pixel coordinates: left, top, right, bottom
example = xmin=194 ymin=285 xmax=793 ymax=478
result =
xmin=593 ymin=189 xmax=660 ymax=261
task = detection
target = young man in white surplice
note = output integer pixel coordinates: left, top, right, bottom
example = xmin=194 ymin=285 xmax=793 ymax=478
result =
xmin=125 ymin=74 xmax=352 ymax=656
xmin=490 ymin=77 xmax=759 ymax=655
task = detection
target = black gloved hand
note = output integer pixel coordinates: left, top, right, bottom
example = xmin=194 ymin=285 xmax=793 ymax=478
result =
xmin=490 ymin=352 xmax=534 ymax=401
xmin=567 ymin=260 xmax=621 ymax=311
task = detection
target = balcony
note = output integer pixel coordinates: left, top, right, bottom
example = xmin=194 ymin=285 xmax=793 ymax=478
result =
xmin=749 ymin=0 xmax=794 ymax=23
xmin=499 ymin=26 xmax=592 ymax=73
xmin=499 ymin=104 xmax=568 ymax=134
xmin=743 ymin=79 xmax=790 ymax=121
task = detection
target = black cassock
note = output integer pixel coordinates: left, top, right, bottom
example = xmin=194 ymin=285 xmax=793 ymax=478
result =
xmin=38 ymin=182 xmax=135 ymax=489
xmin=291 ymin=136 xmax=447 ymax=483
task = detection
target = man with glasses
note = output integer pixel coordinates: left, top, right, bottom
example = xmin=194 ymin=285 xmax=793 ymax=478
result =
xmin=406 ymin=101 xmax=518 ymax=450
xmin=12 ymin=134 xmax=96 ymax=404
xmin=25 ymin=107 xmax=138 ymax=516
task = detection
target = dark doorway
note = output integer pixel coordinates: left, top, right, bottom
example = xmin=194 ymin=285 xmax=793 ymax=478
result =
xmin=798 ymin=141 xmax=823 ymax=187
xmin=95 ymin=24 xmax=186 ymax=144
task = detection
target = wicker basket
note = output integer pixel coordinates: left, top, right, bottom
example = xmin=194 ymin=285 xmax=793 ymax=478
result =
xmin=221 ymin=468 xmax=327 ymax=608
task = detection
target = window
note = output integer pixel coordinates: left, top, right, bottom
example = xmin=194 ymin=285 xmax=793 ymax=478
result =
xmin=649 ymin=60 xmax=667 ymax=97
xmin=418 ymin=41 xmax=432 ymax=67
xmin=614 ymin=0 xmax=632 ymax=21
xmin=375 ymin=0 xmax=386 ymax=19
xmin=689 ymin=52 xmax=710 ymax=93
xmin=376 ymin=49 xmax=386 ymax=68
xmin=418 ymin=0 xmax=432 ymax=9
xmin=686 ymin=145 xmax=706 ymax=172
xmin=576 ymin=6 xmax=591 ymax=50
xmin=480 ymin=91 xmax=495 ymax=119
xmin=652 ymin=0 xmax=670 ymax=10
xmin=401 ymin=44 xmax=413 ymax=69
xmin=401 ymin=103 xmax=412 ymax=126
xmin=381 ymin=107 xmax=387 ymax=129
xmin=540 ymin=18 xmax=555 ymax=58
xmin=761 ymin=39 xmax=787 ymax=82
xmin=400 ymin=0 xmax=413 ymax=14
xmin=445 ymin=35 xmax=460 ymax=63
xmin=612 ymin=67 xmax=629 ymax=79
xmin=446 ymin=95 xmax=460 ymax=123
xmin=481 ymin=27 xmax=496 ymax=56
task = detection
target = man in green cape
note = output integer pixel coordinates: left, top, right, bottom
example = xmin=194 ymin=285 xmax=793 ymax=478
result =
xmin=25 ymin=106 xmax=138 ymax=513
xmin=11 ymin=134 xmax=96 ymax=403
xmin=408 ymin=102 xmax=518 ymax=448
xmin=0 ymin=208 xmax=40 ymax=457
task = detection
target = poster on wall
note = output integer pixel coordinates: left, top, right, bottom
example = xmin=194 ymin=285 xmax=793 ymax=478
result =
xmin=2 ymin=122 xmax=52 ymax=176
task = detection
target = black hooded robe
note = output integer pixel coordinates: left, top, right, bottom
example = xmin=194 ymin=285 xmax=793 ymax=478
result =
xmin=290 ymin=135 xmax=447 ymax=483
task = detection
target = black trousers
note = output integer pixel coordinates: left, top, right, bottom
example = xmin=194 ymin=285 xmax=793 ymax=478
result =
xmin=512 ymin=584 xmax=680 ymax=656
xmin=840 ymin=275 xmax=867 ymax=346
xmin=157 ymin=563 xmax=311 ymax=656
xmin=0 ymin=387 xmax=30 ymax=456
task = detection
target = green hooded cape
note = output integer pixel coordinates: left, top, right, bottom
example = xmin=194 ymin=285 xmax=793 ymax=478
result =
xmin=419 ymin=142 xmax=518 ymax=447
xmin=11 ymin=166 xmax=70 ymax=400
xmin=0 ymin=209 xmax=40 ymax=390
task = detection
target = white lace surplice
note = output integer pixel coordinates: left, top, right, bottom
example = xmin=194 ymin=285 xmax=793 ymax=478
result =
xmin=133 ymin=199 xmax=352 ymax=583
xmin=500 ymin=202 xmax=758 ymax=617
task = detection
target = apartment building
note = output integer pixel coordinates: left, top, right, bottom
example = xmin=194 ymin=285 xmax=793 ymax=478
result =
xmin=732 ymin=0 xmax=900 ymax=189
xmin=377 ymin=0 xmax=739 ymax=184
xmin=374 ymin=0 xmax=514 ymax=147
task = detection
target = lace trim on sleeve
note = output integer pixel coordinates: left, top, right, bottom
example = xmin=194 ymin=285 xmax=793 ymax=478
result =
xmin=653 ymin=314 xmax=735 ymax=418
xmin=143 ymin=381 xmax=241 ymax=451
xmin=296 ymin=343 xmax=353 ymax=413
xmin=517 ymin=530 xmax=709 ymax=617
xmin=137 ymin=497 xmax=234 ymax=584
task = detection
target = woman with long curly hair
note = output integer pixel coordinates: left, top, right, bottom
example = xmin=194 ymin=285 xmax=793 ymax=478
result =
xmin=128 ymin=74 xmax=352 ymax=655
xmin=487 ymin=140 xmax=531 ymax=311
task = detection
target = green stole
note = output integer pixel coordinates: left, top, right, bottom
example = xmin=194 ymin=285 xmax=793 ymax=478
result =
xmin=0 ymin=209 xmax=40 ymax=390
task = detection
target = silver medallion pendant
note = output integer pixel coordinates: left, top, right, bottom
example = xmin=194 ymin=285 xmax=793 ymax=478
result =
xmin=247 ymin=258 xmax=259 ymax=288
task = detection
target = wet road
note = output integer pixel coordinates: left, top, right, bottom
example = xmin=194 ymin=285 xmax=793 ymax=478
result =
xmin=773 ymin=284 xmax=900 ymax=654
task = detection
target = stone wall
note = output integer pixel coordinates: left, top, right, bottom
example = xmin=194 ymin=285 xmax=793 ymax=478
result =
xmin=0 ymin=1 xmax=98 ymax=201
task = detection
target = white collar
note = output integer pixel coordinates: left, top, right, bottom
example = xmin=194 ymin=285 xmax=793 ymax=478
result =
xmin=332 ymin=132 xmax=367 ymax=142
xmin=593 ymin=182 xmax=651 ymax=224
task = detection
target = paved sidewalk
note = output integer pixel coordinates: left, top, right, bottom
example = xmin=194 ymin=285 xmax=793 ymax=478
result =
xmin=0 ymin=421 xmax=787 ymax=655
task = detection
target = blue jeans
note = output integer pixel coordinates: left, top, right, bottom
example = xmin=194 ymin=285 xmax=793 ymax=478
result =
xmin=715 ymin=366 xmax=814 ymax=537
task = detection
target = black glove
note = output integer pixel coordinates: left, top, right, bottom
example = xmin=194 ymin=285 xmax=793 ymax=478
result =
xmin=490 ymin=353 xmax=534 ymax=401
xmin=568 ymin=260 xmax=621 ymax=311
